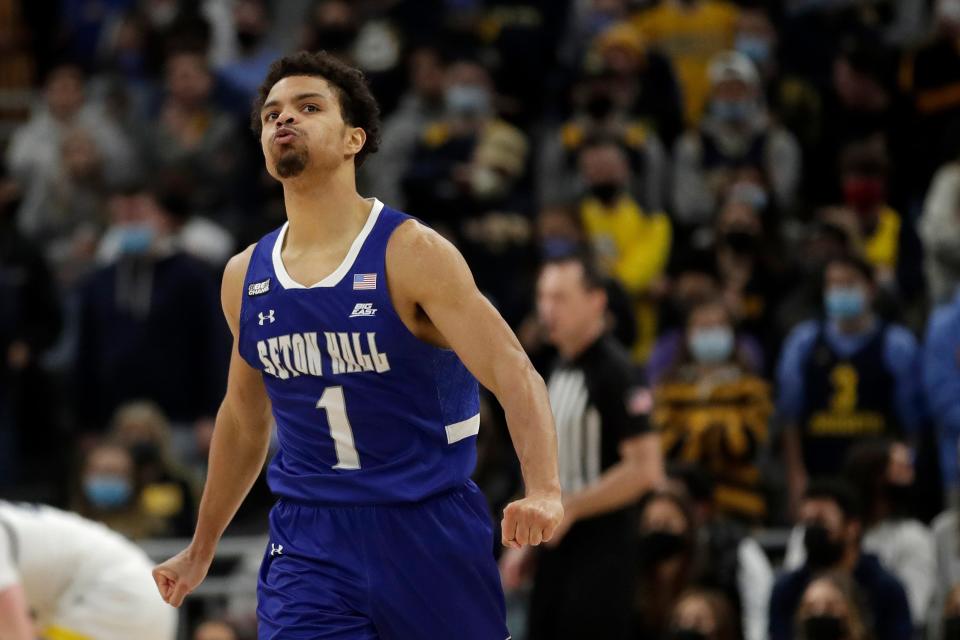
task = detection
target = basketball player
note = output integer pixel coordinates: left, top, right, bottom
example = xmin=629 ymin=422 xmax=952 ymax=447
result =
xmin=153 ymin=51 xmax=563 ymax=639
xmin=0 ymin=501 xmax=176 ymax=640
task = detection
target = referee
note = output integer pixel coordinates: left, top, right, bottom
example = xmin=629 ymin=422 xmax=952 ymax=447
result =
xmin=501 ymin=253 xmax=664 ymax=640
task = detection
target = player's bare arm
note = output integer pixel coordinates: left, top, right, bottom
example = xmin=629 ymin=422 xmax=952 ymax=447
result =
xmin=0 ymin=584 xmax=35 ymax=640
xmin=153 ymin=246 xmax=273 ymax=607
xmin=386 ymin=220 xmax=563 ymax=548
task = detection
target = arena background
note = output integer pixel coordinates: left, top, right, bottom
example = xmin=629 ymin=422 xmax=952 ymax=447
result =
xmin=3 ymin=0 xmax=960 ymax=638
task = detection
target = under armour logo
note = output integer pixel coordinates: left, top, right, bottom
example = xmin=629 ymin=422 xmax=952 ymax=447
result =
xmin=258 ymin=310 xmax=275 ymax=325
xmin=270 ymin=543 xmax=284 ymax=557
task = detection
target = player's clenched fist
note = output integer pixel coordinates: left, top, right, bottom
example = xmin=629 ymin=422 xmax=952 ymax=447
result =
xmin=500 ymin=494 xmax=564 ymax=549
xmin=153 ymin=545 xmax=214 ymax=608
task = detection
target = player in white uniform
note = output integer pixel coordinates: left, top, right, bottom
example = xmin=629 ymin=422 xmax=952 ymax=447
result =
xmin=0 ymin=502 xmax=176 ymax=640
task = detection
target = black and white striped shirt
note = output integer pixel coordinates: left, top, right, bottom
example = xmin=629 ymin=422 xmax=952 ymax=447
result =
xmin=546 ymin=335 xmax=649 ymax=496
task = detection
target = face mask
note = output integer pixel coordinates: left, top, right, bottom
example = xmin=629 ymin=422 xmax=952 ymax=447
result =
xmin=585 ymin=93 xmax=615 ymax=120
xmin=842 ymin=177 xmax=885 ymax=214
xmin=236 ymin=29 xmax=263 ymax=52
xmin=802 ymin=614 xmax=846 ymax=640
xmin=884 ymin=482 xmax=913 ymax=511
xmin=445 ymin=85 xmax=491 ymax=118
xmin=638 ymin=530 xmax=688 ymax=563
xmin=312 ymin=25 xmax=358 ymax=51
xmin=541 ymin=236 xmax=581 ymax=260
xmin=824 ymin=286 xmax=866 ymax=320
xmin=688 ymin=326 xmax=735 ymax=364
xmin=803 ymin=523 xmax=845 ymax=569
xmin=710 ymin=99 xmax=756 ymax=124
xmin=722 ymin=229 xmax=760 ymax=254
xmin=727 ymin=181 xmax=769 ymax=210
xmin=735 ymin=34 xmax=772 ymax=65
xmin=588 ymin=181 xmax=623 ymax=206
xmin=943 ymin=615 xmax=960 ymax=640
xmin=470 ymin=165 xmax=509 ymax=200
xmin=668 ymin=629 xmax=709 ymax=640
xmin=118 ymin=224 xmax=155 ymax=256
xmin=84 ymin=475 xmax=133 ymax=509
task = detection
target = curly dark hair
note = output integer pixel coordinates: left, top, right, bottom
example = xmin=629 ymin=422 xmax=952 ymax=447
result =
xmin=251 ymin=51 xmax=381 ymax=167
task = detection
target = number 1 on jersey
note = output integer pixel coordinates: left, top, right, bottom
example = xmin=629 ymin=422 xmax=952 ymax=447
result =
xmin=316 ymin=386 xmax=361 ymax=470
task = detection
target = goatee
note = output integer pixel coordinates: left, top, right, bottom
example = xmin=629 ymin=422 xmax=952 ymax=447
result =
xmin=276 ymin=148 xmax=309 ymax=178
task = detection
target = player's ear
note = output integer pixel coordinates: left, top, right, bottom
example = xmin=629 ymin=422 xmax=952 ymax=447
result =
xmin=345 ymin=126 xmax=366 ymax=158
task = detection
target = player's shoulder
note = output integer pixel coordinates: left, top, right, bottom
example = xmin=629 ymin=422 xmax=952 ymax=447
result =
xmin=386 ymin=217 xmax=471 ymax=296
xmin=224 ymin=243 xmax=258 ymax=289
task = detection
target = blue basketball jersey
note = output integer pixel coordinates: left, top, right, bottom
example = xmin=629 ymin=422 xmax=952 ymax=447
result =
xmin=238 ymin=199 xmax=480 ymax=504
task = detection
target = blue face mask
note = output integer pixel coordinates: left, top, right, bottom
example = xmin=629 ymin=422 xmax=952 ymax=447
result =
xmin=118 ymin=224 xmax=155 ymax=255
xmin=688 ymin=326 xmax=735 ymax=364
xmin=540 ymin=236 xmax=580 ymax=260
xmin=824 ymin=287 xmax=866 ymax=320
xmin=84 ymin=475 xmax=133 ymax=509
xmin=445 ymin=85 xmax=491 ymax=118
xmin=735 ymin=34 xmax=772 ymax=65
xmin=710 ymin=99 xmax=756 ymax=123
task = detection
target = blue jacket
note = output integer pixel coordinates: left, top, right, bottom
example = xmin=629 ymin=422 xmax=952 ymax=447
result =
xmin=923 ymin=289 xmax=960 ymax=487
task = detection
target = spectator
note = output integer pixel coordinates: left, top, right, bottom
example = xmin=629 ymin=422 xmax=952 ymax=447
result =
xmin=769 ymin=479 xmax=912 ymax=640
xmin=402 ymin=58 xmax=528 ymax=235
xmin=6 ymin=63 xmax=138 ymax=239
xmin=147 ymin=48 xmax=241 ymax=215
xmin=360 ymin=46 xmax=447 ymax=209
xmin=925 ymin=286 xmax=960 ymax=495
xmin=784 ymin=441 xmax=936 ymax=628
xmin=216 ymin=0 xmax=281 ymax=106
xmin=631 ymin=0 xmax=740 ymax=127
xmin=300 ymin=0 xmax=359 ymax=61
xmin=652 ymin=298 xmax=773 ymax=523
xmin=538 ymin=23 xmax=674 ymax=208
xmin=577 ymin=138 xmax=671 ymax=361
xmin=899 ymin=0 xmax=960 ymax=198
xmin=665 ymin=588 xmax=738 ymax=640
xmin=0 ymin=168 xmax=62 ymax=487
xmin=835 ymin=139 xmax=909 ymax=293
xmin=919 ymin=160 xmax=960 ymax=304
xmin=75 ymin=183 xmax=228 ymax=434
xmin=672 ymin=51 xmax=802 ymax=228
xmin=500 ymin=254 xmax=662 ymax=640
xmin=712 ymin=184 xmax=785 ymax=364
xmin=73 ymin=440 xmax=154 ymax=539
xmin=110 ymin=400 xmax=199 ymax=537
xmin=668 ymin=464 xmax=775 ymax=640
xmin=633 ymin=489 xmax=699 ymax=640
xmin=98 ymin=187 xmax=234 ymax=268
xmin=794 ymin=573 xmax=873 ymax=640
xmin=194 ymin=619 xmax=240 ymax=640
xmin=776 ymin=255 xmax=922 ymax=514
xmin=734 ymin=6 xmax=778 ymax=89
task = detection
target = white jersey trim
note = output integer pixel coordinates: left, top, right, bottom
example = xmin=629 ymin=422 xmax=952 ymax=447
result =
xmin=272 ymin=197 xmax=385 ymax=289
xmin=445 ymin=414 xmax=480 ymax=444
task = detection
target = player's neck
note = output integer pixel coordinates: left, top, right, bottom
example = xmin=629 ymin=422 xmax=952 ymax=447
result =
xmin=281 ymin=166 xmax=368 ymax=249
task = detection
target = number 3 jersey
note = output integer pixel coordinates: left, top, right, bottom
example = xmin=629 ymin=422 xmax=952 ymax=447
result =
xmin=238 ymin=199 xmax=480 ymax=504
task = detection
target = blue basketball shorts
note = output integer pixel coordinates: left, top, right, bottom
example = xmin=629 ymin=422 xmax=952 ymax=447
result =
xmin=257 ymin=481 xmax=510 ymax=639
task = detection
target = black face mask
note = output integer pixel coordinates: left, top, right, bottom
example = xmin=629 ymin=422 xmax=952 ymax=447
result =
xmin=802 ymin=614 xmax=846 ymax=640
xmin=667 ymin=628 xmax=709 ymax=640
xmin=130 ymin=441 xmax=162 ymax=467
xmin=638 ymin=530 xmax=688 ymax=564
xmin=585 ymin=94 xmax=615 ymax=120
xmin=588 ymin=182 xmax=623 ymax=206
xmin=943 ymin=615 xmax=960 ymax=640
xmin=313 ymin=26 xmax=358 ymax=51
xmin=883 ymin=482 xmax=913 ymax=512
xmin=804 ymin=523 xmax=844 ymax=569
xmin=721 ymin=229 xmax=760 ymax=254
xmin=236 ymin=30 xmax=263 ymax=52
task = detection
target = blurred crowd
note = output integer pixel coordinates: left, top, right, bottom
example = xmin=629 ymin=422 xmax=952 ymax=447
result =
xmin=6 ymin=0 xmax=960 ymax=638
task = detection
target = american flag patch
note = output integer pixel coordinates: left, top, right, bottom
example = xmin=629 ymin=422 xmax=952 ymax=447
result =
xmin=353 ymin=273 xmax=377 ymax=290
